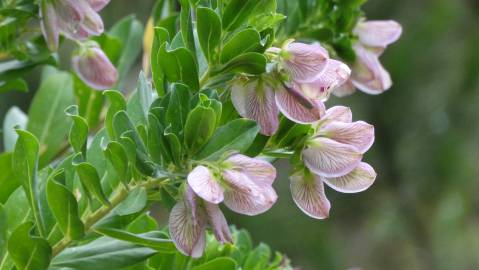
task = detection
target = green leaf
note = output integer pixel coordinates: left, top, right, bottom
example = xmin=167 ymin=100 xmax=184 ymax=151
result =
xmin=94 ymin=228 xmax=175 ymax=253
xmin=184 ymin=105 xmax=216 ymax=154
xmin=0 ymin=152 xmax=20 ymax=204
xmin=12 ymin=129 xmax=47 ymax=237
xmin=196 ymin=7 xmax=222 ymax=63
xmin=103 ymin=141 xmax=130 ymax=187
xmin=109 ymin=16 xmax=144 ymax=89
xmin=73 ymin=75 xmax=104 ymax=128
xmin=27 ymin=70 xmax=74 ymax=167
xmin=222 ymin=0 xmax=259 ymax=31
xmin=114 ymin=186 xmax=147 ymax=216
xmin=164 ymin=128 xmax=183 ymax=167
xmin=151 ymin=27 xmax=170 ymax=96
xmin=179 ymin=0 xmax=197 ymax=55
xmin=0 ymin=204 xmax=7 ymax=254
xmin=219 ymin=52 xmax=267 ymax=75
xmin=137 ymin=71 xmax=154 ymax=121
xmin=51 ymin=234 xmax=157 ymax=270
xmin=2 ymin=106 xmax=27 ymax=152
xmin=73 ymin=159 xmax=110 ymax=207
xmin=147 ymin=113 xmax=171 ymax=165
xmin=46 ymin=170 xmax=85 ymax=240
xmin=166 ymin=83 xmax=191 ymax=137
xmin=195 ymin=119 xmax=260 ymax=160
xmin=7 ymin=222 xmax=51 ymax=270
xmin=220 ymin=29 xmax=262 ymax=64
xmin=243 ymin=243 xmax=271 ymax=270
xmin=65 ymin=105 xmax=89 ymax=157
xmin=158 ymin=43 xmax=199 ymax=91
xmin=104 ymin=90 xmax=127 ymax=139
xmin=192 ymin=257 xmax=237 ymax=270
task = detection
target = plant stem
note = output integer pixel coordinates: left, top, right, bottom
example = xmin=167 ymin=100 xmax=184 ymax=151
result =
xmin=199 ymin=67 xmax=211 ymax=88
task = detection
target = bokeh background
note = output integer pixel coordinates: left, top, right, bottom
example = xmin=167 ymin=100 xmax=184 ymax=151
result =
xmin=2 ymin=0 xmax=479 ymax=269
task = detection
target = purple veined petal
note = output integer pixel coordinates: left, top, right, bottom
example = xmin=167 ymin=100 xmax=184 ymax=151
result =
xmin=169 ymin=199 xmax=207 ymax=258
xmin=187 ymin=166 xmax=224 ymax=204
xmin=282 ymin=42 xmax=329 ymax=83
xmin=318 ymin=121 xmax=375 ymax=153
xmin=354 ymin=20 xmax=402 ymax=49
xmin=333 ymin=79 xmax=356 ymax=98
xmin=204 ymin=202 xmax=233 ymax=244
xmin=223 ymin=154 xmax=276 ymax=186
xmin=62 ymin=25 xmax=90 ymax=40
xmin=88 ymin=0 xmax=111 ymax=11
xmin=323 ymin=162 xmax=376 ymax=193
xmin=81 ymin=8 xmax=104 ymax=35
xmin=323 ymin=106 xmax=352 ymax=123
xmin=302 ymin=137 xmax=362 ymax=178
xmin=290 ymin=171 xmax=331 ymax=219
xmin=231 ymin=79 xmax=279 ymax=135
xmin=53 ymin=0 xmax=84 ymax=35
xmin=222 ymin=169 xmax=277 ymax=216
xmin=351 ymin=44 xmax=392 ymax=94
xmin=40 ymin=0 xmax=59 ymax=51
xmin=275 ymin=86 xmax=325 ymax=124
xmin=72 ymin=46 xmax=118 ymax=90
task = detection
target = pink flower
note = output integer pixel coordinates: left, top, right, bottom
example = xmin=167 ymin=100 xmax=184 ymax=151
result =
xmin=290 ymin=106 xmax=376 ymax=218
xmin=336 ymin=20 xmax=402 ymax=96
xmin=72 ymin=42 xmax=118 ymax=90
xmin=232 ymin=45 xmax=350 ymax=135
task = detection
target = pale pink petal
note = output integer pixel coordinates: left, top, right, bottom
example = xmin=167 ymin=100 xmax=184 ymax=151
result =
xmin=204 ymin=203 xmax=233 ymax=244
xmin=40 ymin=1 xmax=59 ymax=51
xmin=222 ymin=170 xmax=277 ymax=216
xmin=54 ymin=0 xmax=84 ymax=35
xmin=187 ymin=166 xmax=224 ymax=204
xmin=283 ymin=42 xmax=329 ymax=83
xmin=290 ymin=171 xmax=330 ymax=219
xmin=323 ymin=106 xmax=352 ymax=123
xmin=81 ymin=6 xmax=104 ymax=35
xmin=72 ymin=46 xmax=118 ymax=90
xmin=351 ymin=44 xmax=392 ymax=94
xmin=169 ymin=199 xmax=206 ymax=258
xmin=323 ymin=162 xmax=376 ymax=193
xmin=231 ymin=79 xmax=279 ymax=135
xmin=275 ymin=86 xmax=325 ymax=124
xmin=354 ymin=20 xmax=402 ymax=48
xmin=88 ymin=0 xmax=110 ymax=11
xmin=302 ymin=137 xmax=362 ymax=177
xmin=224 ymin=154 xmax=276 ymax=186
xmin=333 ymin=80 xmax=356 ymax=97
xmin=318 ymin=121 xmax=374 ymax=153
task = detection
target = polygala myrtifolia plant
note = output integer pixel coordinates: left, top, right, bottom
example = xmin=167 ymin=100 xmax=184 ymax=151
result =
xmin=0 ymin=0 xmax=402 ymax=269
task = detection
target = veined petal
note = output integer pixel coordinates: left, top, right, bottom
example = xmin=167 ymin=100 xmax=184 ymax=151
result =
xmin=222 ymin=170 xmax=277 ymax=216
xmin=323 ymin=106 xmax=352 ymax=123
xmin=224 ymin=154 xmax=276 ymax=186
xmin=290 ymin=171 xmax=330 ymax=219
xmin=354 ymin=20 xmax=402 ymax=48
xmin=283 ymin=42 xmax=329 ymax=83
xmin=40 ymin=0 xmax=59 ymax=51
xmin=323 ymin=162 xmax=376 ymax=193
xmin=88 ymin=0 xmax=110 ymax=11
xmin=187 ymin=166 xmax=224 ymax=204
xmin=54 ymin=0 xmax=84 ymax=34
xmin=275 ymin=86 xmax=325 ymax=124
xmin=81 ymin=6 xmax=104 ymax=35
xmin=231 ymin=79 xmax=279 ymax=135
xmin=303 ymin=137 xmax=362 ymax=177
xmin=169 ymin=199 xmax=206 ymax=258
xmin=204 ymin=203 xmax=233 ymax=244
xmin=72 ymin=46 xmax=118 ymax=90
xmin=318 ymin=121 xmax=375 ymax=153
xmin=351 ymin=44 xmax=392 ymax=94
xmin=333 ymin=80 xmax=356 ymax=97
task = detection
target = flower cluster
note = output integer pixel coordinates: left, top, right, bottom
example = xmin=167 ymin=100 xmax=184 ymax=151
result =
xmin=39 ymin=0 xmax=117 ymax=90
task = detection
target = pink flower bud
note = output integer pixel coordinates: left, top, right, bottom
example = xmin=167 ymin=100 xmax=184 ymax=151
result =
xmin=72 ymin=43 xmax=118 ymax=90
xmin=40 ymin=0 xmax=60 ymax=51
xmin=351 ymin=44 xmax=392 ymax=94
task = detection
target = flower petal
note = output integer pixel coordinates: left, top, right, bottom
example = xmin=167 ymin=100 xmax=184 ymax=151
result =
xmin=318 ymin=121 xmax=374 ymax=153
xmin=354 ymin=20 xmax=402 ymax=49
xmin=333 ymin=80 xmax=356 ymax=97
xmin=169 ymin=199 xmax=206 ymax=258
xmin=88 ymin=0 xmax=110 ymax=11
xmin=224 ymin=154 xmax=276 ymax=186
xmin=290 ymin=171 xmax=330 ymax=219
xmin=283 ymin=42 xmax=329 ymax=83
xmin=323 ymin=162 xmax=376 ymax=193
xmin=204 ymin=203 xmax=233 ymax=244
xmin=40 ymin=1 xmax=59 ymax=51
xmin=275 ymin=86 xmax=325 ymax=124
xmin=187 ymin=166 xmax=224 ymax=204
xmin=351 ymin=44 xmax=392 ymax=94
xmin=222 ymin=170 xmax=277 ymax=216
xmin=303 ymin=137 xmax=362 ymax=177
xmin=323 ymin=106 xmax=352 ymax=123
xmin=72 ymin=46 xmax=118 ymax=90
xmin=231 ymin=79 xmax=279 ymax=135
xmin=81 ymin=6 xmax=104 ymax=35
xmin=54 ymin=0 xmax=84 ymax=35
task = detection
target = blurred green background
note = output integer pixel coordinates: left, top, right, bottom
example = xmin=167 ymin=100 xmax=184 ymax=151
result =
xmin=2 ymin=0 xmax=479 ymax=269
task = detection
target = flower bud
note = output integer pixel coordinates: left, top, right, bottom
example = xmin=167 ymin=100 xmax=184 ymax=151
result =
xmin=87 ymin=0 xmax=110 ymax=11
xmin=40 ymin=0 xmax=60 ymax=51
